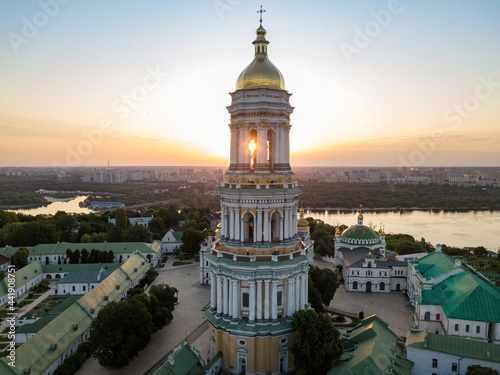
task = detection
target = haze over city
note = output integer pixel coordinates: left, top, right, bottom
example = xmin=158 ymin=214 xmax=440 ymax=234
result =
xmin=1 ymin=0 xmax=500 ymax=168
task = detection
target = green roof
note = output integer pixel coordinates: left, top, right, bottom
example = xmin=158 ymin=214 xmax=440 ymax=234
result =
xmin=42 ymin=263 xmax=121 ymax=274
xmin=420 ymin=270 xmax=500 ymax=322
xmin=206 ymin=310 xmax=293 ymax=336
xmin=328 ymin=315 xmax=413 ymax=375
xmin=172 ymin=231 xmax=183 ymax=241
xmin=0 ymin=262 xmax=43 ymax=298
xmin=0 ymin=241 xmax=161 ymax=256
xmin=153 ymin=342 xmax=206 ymax=375
xmin=0 ymin=253 xmax=150 ymax=375
xmin=341 ymin=225 xmax=380 ymax=241
xmin=406 ymin=330 xmax=500 ymax=363
xmin=16 ymin=315 xmax=58 ymax=334
xmin=412 ymin=251 xmax=455 ymax=280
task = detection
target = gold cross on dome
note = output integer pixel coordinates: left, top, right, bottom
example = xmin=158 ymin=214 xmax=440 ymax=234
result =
xmin=257 ymin=5 xmax=266 ymax=25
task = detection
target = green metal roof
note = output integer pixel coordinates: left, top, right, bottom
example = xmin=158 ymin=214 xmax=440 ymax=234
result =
xmin=406 ymin=330 xmax=500 ymax=363
xmin=16 ymin=315 xmax=58 ymax=334
xmin=341 ymin=225 xmax=380 ymax=241
xmin=0 ymin=241 xmax=161 ymax=257
xmin=42 ymin=263 xmax=121 ymax=273
xmin=153 ymin=342 xmax=206 ymax=375
xmin=206 ymin=250 xmax=313 ymax=269
xmin=206 ymin=310 xmax=293 ymax=336
xmin=172 ymin=231 xmax=183 ymax=241
xmin=328 ymin=315 xmax=413 ymax=375
xmin=420 ymin=271 xmax=500 ymax=322
xmin=412 ymin=251 xmax=455 ymax=280
xmin=0 ymin=262 xmax=43 ymax=298
xmin=39 ymin=296 xmax=81 ymax=316
xmin=56 ymin=270 xmax=112 ymax=284
xmin=0 ymin=252 xmax=150 ymax=375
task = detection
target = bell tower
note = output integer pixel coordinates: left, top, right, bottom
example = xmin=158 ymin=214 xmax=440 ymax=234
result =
xmin=205 ymin=9 xmax=314 ymax=375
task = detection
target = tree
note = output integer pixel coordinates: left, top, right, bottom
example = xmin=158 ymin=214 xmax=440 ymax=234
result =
xmin=309 ymin=266 xmax=339 ymax=306
xmin=311 ymin=226 xmax=335 ymax=256
xmin=307 ymin=277 xmax=325 ymax=313
xmin=13 ymin=247 xmax=29 ymax=269
xmin=292 ymin=309 xmax=343 ymax=375
xmin=465 ymin=365 xmax=500 ymax=375
xmin=474 ymin=246 xmax=488 ymax=257
xmin=81 ymin=248 xmax=89 ymax=263
xmin=148 ymin=217 xmax=165 ymax=237
xmin=123 ymin=225 xmax=153 ymax=243
xmin=131 ymin=293 xmax=171 ymax=331
xmin=149 ymin=283 xmax=177 ymax=312
xmin=114 ymin=208 xmax=128 ymax=230
xmin=89 ymin=299 xmax=154 ymax=368
xmin=180 ymin=228 xmax=204 ymax=256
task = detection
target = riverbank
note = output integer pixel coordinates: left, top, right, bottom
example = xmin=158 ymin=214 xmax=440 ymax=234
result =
xmin=305 ymin=207 xmax=496 ymax=213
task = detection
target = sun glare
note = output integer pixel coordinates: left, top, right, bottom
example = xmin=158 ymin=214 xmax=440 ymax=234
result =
xmin=248 ymin=139 xmax=256 ymax=154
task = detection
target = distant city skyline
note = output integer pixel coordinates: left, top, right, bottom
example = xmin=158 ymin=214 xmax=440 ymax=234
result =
xmin=1 ymin=0 xmax=500 ymax=167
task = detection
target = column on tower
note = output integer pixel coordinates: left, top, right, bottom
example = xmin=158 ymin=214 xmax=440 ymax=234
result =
xmin=257 ymin=208 xmax=263 ymax=242
xmin=272 ymin=127 xmax=280 ymax=169
xmin=263 ymin=208 xmax=269 ymax=242
xmin=229 ymin=125 xmax=238 ymax=171
xmin=279 ymin=214 xmax=284 ymax=241
xmin=238 ymin=128 xmax=250 ymax=171
xmin=284 ymin=126 xmax=291 ymax=170
xmin=295 ymin=275 xmax=300 ymax=312
xmin=216 ymin=276 xmax=223 ymax=316
xmin=232 ymin=279 xmax=240 ymax=320
xmin=255 ymin=127 xmax=268 ymax=171
xmin=300 ymin=273 xmax=307 ymax=310
xmin=240 ymin=215 xmax=245 ymax=243
xmin=283 ymin=207 xmax=289 ymax=240
xmin=249 ymin=280 xmax=256 ymax=322
xmin=223 ymin=277 xmax=229 ymax=316
xmin=271 ymin=280 xmax=278 ymax=321
xmin=221 ymin=205 xmax=226 ymax=239
xmin=287 ymin=277 xmax=294 ymax=318
xmin=229 ymin=208 xmax=235 ymax=241
xmin=234 ymin=208 xmax=240 ymax=241
xmin=292 ymin=206 xmax=297 ymax=237
xmin=210 ymin=272 xmax=216 ymax=311
xmin=228 ymin=278 xmax=233 ymax=317
xmin=256 ymin=280 xmax=263 ymax=321
xmin=264 ymin=280 xmax=270 ymax=321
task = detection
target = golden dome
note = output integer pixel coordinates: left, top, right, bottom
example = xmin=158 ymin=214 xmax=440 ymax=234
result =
xmin=297 ymin=208 xmax=309 ymax=230
xmin=236 ymin=24 xmax=286 ymax=90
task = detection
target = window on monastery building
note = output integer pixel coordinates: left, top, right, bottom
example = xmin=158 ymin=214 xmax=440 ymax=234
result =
xmin=424 ymin=312 xmax=430 ymax=320
xmin=476 ymin=326 xmax=480 ymax=334
xmin=277 ymin=291 xmax=283 ymax=306
xmin=465 ymin=325 xmax=470 ymax=333
xmin=242 ymin=292 xmax=249 ymax=308
xmin=380 ymin=282 xmax=385 ymax=291
xmin=455 ymin=324 xmax=459 ymax=331
xmin=452 ymin=363 xmax=458 ymax=372
xmin=353 ymin=281 xmax=358 ymax=290
xmin=432 ymin=359 xmax=438 ymax=368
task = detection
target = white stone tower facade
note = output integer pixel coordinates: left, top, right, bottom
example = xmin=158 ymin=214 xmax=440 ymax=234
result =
xmin=204 ymin=12 xmax=313 ymax=375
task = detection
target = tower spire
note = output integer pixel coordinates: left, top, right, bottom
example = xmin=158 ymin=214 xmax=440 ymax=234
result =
xmin=257 ymin=5 xmax=266 ymax=25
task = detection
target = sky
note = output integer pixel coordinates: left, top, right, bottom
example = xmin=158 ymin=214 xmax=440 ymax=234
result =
xmin=1 ymin=0 xmax=500 ymax=168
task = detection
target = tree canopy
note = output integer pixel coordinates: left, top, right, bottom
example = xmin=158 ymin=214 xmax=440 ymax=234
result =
xmin=309 ymin=266 xmax=339 ymax=307
xmin=88 ymin=298 xmax=155 ymax=368
xmin=292 ymin=309 xmax=343 ymax=375
xmin=465 ymin=365 xmax=500 ymax=375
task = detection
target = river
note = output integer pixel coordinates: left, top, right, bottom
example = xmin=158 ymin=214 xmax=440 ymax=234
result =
xmin=9 ymin=196 xmax=95 ymax=215
xmin=8 ymin=198 xmax=500 ymax=251
xmin=306 ymin=209 xmax=500 ymax=252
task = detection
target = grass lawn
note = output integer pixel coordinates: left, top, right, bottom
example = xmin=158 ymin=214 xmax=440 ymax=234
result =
xmin=172 ymin=261 xmax=193 ymax=266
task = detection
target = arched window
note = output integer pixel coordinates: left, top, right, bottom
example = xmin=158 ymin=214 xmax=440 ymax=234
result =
xmin=380 ymin=282 xmax=385 ymax=291
xmin=353 ymin=281 xmax=358 ymax=290
xmin=436 ymin=313 xmax=440 ymax=320
xmin=277 ymin=291 xmax=283 ymax=306
xmin=465 ymin=325 xmax=470 ymax=333
xmin=424 ymin=311 xmax=430 ymax=320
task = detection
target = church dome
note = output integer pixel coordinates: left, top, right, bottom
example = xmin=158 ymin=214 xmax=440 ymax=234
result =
xmin=235 ymin=24 xmax=286 ymax=90
xmin=341 ymin=225 xmax=379 ymax=241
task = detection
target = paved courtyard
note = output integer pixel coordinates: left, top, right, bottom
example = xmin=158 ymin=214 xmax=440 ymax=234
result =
xmin=316 ymin=258 xmax=414 ymax=337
